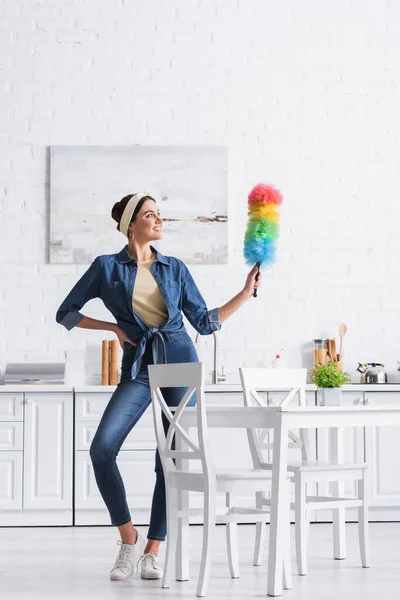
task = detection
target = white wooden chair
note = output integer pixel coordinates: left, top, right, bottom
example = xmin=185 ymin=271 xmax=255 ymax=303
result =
xmin=239 ymin=367 xmax=370 ymax=576
xmin=148 ymin=362 xmax=292 ymax=597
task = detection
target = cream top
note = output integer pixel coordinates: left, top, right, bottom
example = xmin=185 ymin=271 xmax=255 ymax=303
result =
xmin=132 ymin=256 xmax=168 ymax=327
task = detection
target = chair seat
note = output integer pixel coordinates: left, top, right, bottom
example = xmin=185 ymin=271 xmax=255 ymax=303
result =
xmin=260 ymin=460 xmax=368 ymax=472
xmin=172 ymin=467 xmax=292 ymax=483
xmin=217 ymin=468 xmax=289 ymax=481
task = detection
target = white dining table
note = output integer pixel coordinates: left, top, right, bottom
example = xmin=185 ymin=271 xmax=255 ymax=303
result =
xmin=180 ymin=403 xmax=400 ymax=597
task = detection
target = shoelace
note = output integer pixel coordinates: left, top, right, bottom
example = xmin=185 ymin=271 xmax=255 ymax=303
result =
xmin=114 ymin=542 xmax=133 ymax=571
xmin=137 ymin=552 xmax=161 ymax=572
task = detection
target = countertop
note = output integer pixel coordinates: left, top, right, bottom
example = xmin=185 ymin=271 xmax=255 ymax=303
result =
xmin=0 ymin=385 xmax=74 ymax=393
xmin=2 ymin=384 xmax=400 ymax=393
xmin=74 ymin=383 xmax=400 ymax=393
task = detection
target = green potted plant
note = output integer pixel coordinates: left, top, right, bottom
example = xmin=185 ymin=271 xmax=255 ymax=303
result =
xmin=310 ymin=362 xmax=350 ymax=405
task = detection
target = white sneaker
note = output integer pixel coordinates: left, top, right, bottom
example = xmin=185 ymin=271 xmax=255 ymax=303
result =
xmin=110 ymin=533 xmax=146 ymax=581
xmin=139 ymin=553 xmax=163 ymax=580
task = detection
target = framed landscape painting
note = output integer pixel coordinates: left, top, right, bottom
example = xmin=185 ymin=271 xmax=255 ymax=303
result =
xmin=49 ymin=145 xmax=228 ymax=264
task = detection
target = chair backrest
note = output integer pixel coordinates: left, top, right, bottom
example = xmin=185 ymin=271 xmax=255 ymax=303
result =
xmin=148 ymin=362 xmax=215 ymax=481
xmin=239 ymin=367 xmax=309 ymax=466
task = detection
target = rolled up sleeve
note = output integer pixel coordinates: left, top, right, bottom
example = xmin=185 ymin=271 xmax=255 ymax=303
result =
xmin=181 ymin=264 xmax=221 ymax=335
xmin=56 ymin=256 xmax=102 ymax=331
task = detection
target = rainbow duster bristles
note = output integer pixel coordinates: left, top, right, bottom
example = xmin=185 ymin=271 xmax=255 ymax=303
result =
xmin=243 ymin=183 xmax=283 ymax=297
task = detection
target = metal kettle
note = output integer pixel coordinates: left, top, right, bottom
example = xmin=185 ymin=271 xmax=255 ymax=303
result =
xmin=357 ymin=362 xmax=387 ymax=384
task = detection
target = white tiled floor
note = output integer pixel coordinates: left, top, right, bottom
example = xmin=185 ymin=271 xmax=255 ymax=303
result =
xmin=1 ymin=523 xmax=399 ymax=599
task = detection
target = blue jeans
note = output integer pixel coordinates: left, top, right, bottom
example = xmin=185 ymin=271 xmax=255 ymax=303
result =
xmin=90 ymin=334 xmax=198 ymax=541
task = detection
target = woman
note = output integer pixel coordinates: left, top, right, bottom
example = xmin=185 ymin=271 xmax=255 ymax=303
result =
xmin=56 ymin=192 xmax=262 ymax=582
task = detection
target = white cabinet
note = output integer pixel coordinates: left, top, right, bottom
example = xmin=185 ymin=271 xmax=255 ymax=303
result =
xmin=0 ymin=388 xmax=73 ymax=526
xmin=74 ymin=391 xmax=157 ymax=525
xmin=0 ymin=452 xmax=23 ymax=509
xmin=364 ymin=392 xmax=400 ymax=520
xmin=0 ymin=393 xmax=23 ymax=515
xmin=23 ymin=393 xmax=73 ymax=511
xmin=0 ymin=421 xmax=23 ymax=451
xmin=315 ymin=390 xmax=365 ymax=522
xmin=0 ymin=392 xmax=24 ymax=421
xmin=314 ymin=389 xmax=400 ymax=521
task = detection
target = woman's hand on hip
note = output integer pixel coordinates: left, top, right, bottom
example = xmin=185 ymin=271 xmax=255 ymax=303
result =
xmin=115 ymin=326 xmax=137 ymax=350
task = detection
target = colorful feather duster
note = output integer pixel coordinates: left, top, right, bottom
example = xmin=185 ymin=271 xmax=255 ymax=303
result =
xmin=243 ymin=183 xmax=283 ymax=297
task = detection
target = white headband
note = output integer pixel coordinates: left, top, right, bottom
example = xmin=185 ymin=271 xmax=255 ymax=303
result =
xmin=119 ymin=192 xmax=149 ymax=238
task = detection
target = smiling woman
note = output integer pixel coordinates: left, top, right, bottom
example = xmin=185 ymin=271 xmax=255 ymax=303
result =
xmin=55 ymin=189 xmax=262 ymax=585
xmin=111 ymin=193 xmax=163 ymax=245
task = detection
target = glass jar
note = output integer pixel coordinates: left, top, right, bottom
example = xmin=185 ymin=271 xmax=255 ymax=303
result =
xmin=313 ymin=339 xmax=328 ymax=368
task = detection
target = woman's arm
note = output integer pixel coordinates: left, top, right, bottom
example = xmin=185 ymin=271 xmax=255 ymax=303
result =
xmin=75 ymin=316 xmax=119 ymax=332
xmin=219 ymin=265 xmax=262 ymax=323
xmin=76 ymin=316 xmax=136 ymax=349
xmin=180 ymin=261 xmax=262 ymax=332
xmin=55 ymin=257 xmax=136 ymax=349
xmin=56 ymin=257 xmax=102 ymax=330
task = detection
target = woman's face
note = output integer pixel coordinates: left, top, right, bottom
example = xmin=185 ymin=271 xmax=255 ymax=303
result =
xmin=128 ymin=199 xmax=163 ymax=242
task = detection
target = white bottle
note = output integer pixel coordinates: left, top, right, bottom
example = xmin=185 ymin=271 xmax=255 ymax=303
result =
xmin=272 ymin=354 xmax=285 ymax=369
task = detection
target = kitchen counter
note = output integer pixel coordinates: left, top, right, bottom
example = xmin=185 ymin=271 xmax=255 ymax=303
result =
xmin=2 ymin=384 xmax=400 ymax=393
xmin=70 ymin=383 xmax=400 ymax=393
xmin=0 ymin=385 xmax=74 ymax=392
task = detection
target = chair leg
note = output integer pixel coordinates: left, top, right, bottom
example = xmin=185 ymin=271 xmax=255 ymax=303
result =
xmin=330 ymin=428 xmax=346 ymax=560
xmin=196 ymin=486 xmax=216 ymax=597
xmin=225 ymin=493 xmax=240 ymax=578
xmin=176 ymin=489 xmax=190 ymax=581
xmin=358 ymin=473 xmax=370 ymax=568
xmin=295 ymin=474 xmax=308 ymax=576
xmin=282 ymin=503 xmax=292 ymax=590
xmin=332 ymin=503 xmax=346 ymax=560
xmin=162 ymin=486 xmax=178 ymax=589
xmin=253 ymin=491 xmax=266 ymax=566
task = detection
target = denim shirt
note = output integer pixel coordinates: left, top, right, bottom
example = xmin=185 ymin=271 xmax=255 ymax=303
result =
xmin=56 ymin=245 xmax=221 ymax=379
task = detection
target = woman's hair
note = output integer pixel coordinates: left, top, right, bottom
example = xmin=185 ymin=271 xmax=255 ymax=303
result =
xmin=111 ymin=193 xmax=155 ymax=231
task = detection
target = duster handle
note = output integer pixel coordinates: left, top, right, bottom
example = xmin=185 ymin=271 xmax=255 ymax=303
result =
xmin=253 ymin=262 xmax=261 ymax=298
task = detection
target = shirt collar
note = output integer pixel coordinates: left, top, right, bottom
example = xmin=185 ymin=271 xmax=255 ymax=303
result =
xmin=117 ymin=245 xmax=169 ymax=266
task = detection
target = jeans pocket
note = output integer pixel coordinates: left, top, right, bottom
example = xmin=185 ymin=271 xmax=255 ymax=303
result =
xmin=167 ymin=331 xmax=193 ymax=347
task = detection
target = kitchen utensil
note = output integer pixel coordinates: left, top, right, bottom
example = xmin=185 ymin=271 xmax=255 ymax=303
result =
xmin=102 ymin=340 xmax=110 ymax=385
xmin=109 ymin=340 xmax=119 ymax=385
xmin=338 ymin=323 xmax=347 ymax=358
xmin=331 ymin=339 xmax=337 ymax=361
xmin=327 ymin=339 xmax=336 ymax=363
xmin=328 ymin=339 xmax=334 ymax=361
xmin=357 ymin=362 xmax=387 ymax=384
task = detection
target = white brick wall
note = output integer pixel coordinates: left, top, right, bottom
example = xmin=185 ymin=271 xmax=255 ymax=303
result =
xmin=1 ymin=0 xmax=400 ymax=384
